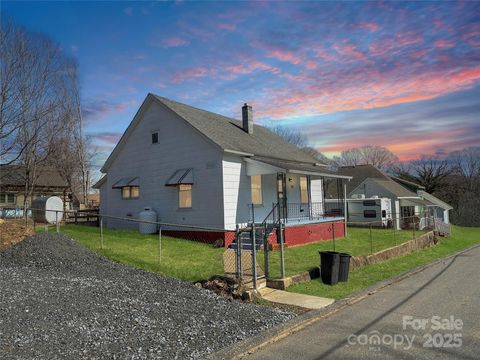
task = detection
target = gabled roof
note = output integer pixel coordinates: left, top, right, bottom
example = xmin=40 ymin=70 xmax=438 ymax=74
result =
xmin=92 ymin=175 xmax=107 ymax=189
xmin=390 ymin=176 xmax=425 ymax=191
xmin=337 ymin=164 xmax=390 ymax=193
xmin=337 ymin=164 xmax=417 ymax=197
xmin=0 ymin=165 xmax=68 ymax=189
xmin=154 ymin=95 xmax=322 ymax=163
xmin=368 ymin=178 xmax=418 ymax=198
xmin=101 ymin=94 xmax=323 ymax=172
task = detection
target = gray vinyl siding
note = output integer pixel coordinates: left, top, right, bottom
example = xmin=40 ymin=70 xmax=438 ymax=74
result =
xmin=101 ymin=101 xmax=224 ymax=229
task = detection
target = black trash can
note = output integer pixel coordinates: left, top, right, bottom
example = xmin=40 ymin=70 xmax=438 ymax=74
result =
xmin=338 ymin=253 xmax=352 ymax=282
xmin=319 ymin=251 xmax=340 ymax=285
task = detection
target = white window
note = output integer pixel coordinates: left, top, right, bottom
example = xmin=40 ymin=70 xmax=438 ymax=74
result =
xmin=122 ymin=186 xmax=140 ymax=199
xmin=300 ymin=176 xmax=309 ymax=203
xmin=179 ymin=184 xmax=192 ymax=208
xmin=0 ymin=193 xmax=15 ymax=204
xmin=251 ymin=175 xmax=263 ymax=205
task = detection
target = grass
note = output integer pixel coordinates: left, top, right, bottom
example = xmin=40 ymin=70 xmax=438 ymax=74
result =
xmin=43 ymin=224 xmax=224 ymax=282
xmin=258 ymin=226 xmax=421 ymax=279
xmin=39 ymin=223 xmax=474 ymax=299
xmin=288 ymin=225 xmax=480 ymax=300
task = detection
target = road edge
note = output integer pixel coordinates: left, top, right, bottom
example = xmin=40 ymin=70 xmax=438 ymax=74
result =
xmin=208 ymin=242 xmax=480 ymax=360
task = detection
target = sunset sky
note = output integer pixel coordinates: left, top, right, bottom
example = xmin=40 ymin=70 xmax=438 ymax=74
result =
xmin=3 ymin=1 xmax=480 ymax=169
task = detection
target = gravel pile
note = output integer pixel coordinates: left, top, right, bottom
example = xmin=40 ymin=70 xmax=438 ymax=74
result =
xmin=0 ymin=233 xmax=295 ymax=359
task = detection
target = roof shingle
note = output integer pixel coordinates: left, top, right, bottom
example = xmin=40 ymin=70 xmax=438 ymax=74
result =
xmin=153 ymin=95 xmax=321 ymax=164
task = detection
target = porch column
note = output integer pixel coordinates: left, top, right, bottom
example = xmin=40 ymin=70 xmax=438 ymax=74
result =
xmin=343 ymin=181 xmax=348 ymax=237
xmin=395 ymin=200 xmax=401 ymax=230
xmin=443 ymin=209 xmax=450 ymax=224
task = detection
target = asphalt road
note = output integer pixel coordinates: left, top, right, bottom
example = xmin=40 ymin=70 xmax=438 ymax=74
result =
xmin=245 ymin=245 xmax=480 ymax=360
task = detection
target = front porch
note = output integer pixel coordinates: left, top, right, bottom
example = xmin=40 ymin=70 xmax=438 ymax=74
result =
xmin=240 ymin=156 xmax=350 ymax=246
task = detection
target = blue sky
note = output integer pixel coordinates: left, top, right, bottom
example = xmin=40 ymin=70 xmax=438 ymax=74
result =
xmin=3 ymin=1 xmax=480 ymax=169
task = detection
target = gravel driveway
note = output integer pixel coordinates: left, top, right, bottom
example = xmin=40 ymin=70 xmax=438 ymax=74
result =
xmin=0 ymin=233 xmax=294 ymax=359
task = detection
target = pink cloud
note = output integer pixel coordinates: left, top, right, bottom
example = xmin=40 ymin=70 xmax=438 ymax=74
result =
xmin=312 ymin=47 xmax=337 ymax=62
xmin=334 ymin=44 xmax=367 ymax=62
xmin=357 ymin=22 xmax=379 ymax=32
xmin=218 ymin=23 xmax=236 ymax=31
xmin=171 ymin=66 xmax=214 ymax=83
xmin=265 ymin=49 xmax=303 ymax=65
xmin=223 ymin=60 xmax=281 ymax=79
xmin=304 ymin=61 xmax=317 ymax=70
xmin=162 ymin=37 xmax=190 ymax=48
xmin=254 ymin=66 xmax=480 ymax=120
xmin=409 ymin=49 xmax=428 ymax=58
xmin=435 ymin=39 xmax=455 ymax=49
xmin=369 ymin=32 xmax=423 ymax=57
xmin=225 ymin=65 xmax=252 ymax=74
xmin=92 ymin=132 xmax=123 ymax=145
xmin=395 ymin=32 xmax=423 ymax=47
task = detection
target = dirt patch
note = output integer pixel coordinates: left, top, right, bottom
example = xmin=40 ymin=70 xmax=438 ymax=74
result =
xmin=198 ymin=275 xmax=247 ymax=301
xmin=0 ymin=219 xmax=33 ymax=251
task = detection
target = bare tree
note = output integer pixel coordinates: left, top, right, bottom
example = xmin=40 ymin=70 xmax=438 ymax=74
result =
xmin=1 ymin=22 xmax=86 ymax=207
xmin=448 ymin=147 xmax=480 ymax=193
xmin=332 ymin=145 xmax=399 ymax=170
xmin=269 ymin=124 xmax=329 ymax=164
xmin=393 ymin=157 xmax=451 ymax=194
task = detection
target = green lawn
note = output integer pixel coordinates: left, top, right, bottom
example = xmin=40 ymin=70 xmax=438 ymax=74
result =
xmin=288 ymin=225 xmax=480 ymax=300
xmin=50 ymin=225 xmax=224 ymax=282
xmin=259 ymin=226 xmax=420 ymax=279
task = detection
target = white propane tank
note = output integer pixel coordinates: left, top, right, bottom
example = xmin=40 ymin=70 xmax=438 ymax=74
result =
xmin=139 ymin=207 xmax=158 ymax=234
xmin=31 ymin=196 xmax=64 ymax=224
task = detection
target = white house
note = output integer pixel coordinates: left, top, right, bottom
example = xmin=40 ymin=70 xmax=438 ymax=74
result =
xmin=336 ymin=164 xmax=452 ymax=231
xmin=94 ymin=94 xmax=350 ymax=246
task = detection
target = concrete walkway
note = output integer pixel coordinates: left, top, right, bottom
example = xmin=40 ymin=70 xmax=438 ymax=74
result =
xmin=259 ymin=287 xmax=335 ymax=310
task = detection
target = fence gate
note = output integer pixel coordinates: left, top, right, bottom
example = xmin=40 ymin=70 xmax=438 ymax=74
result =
xmin=229 ymin=219 xmax=285 ymax=289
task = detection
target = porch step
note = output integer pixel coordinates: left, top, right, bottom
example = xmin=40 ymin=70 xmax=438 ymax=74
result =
xmin=228 ymin=222 xmax=277 ymax=251
xmin=228 ymin=243 xmax=263 ymax=251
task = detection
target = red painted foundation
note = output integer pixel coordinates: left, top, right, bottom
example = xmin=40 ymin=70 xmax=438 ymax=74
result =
xmin=282 ymin=220 xmax=345 ymax=247
xmin=163 ymin=220 xmax=345 ymax=248
xmin=162 ymin=230 xmax=236 ymax=247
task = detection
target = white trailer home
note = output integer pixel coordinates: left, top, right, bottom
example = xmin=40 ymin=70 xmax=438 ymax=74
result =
xmin=326 ymin=195 xmax=392 ymax=227
xmin=347 ymin=196 xmax=392 ymax=227
xmin=94 ymin=94 xmax=351 ymax=247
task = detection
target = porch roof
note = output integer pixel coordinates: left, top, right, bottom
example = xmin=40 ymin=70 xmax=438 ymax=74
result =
xmin=418 ymin=191 xmax=453 ymax=210
xmin=397 ymin=196 xmax=433 ymax=207
xmin=245 ymin=156 xmax=352 ymax=179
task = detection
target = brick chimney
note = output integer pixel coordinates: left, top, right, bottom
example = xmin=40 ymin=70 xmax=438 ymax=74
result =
xmin=242 ymin=103 xmax=253 ymax=134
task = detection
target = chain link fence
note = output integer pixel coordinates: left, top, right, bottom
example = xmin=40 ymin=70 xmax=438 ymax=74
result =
xmin=15 ymin=208 xmax=236 ymax=284
xmin=5 ymin=207 xmax=447 ymax=289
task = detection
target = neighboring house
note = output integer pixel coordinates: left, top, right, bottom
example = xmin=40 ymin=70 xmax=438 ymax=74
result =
xmin=336 ymin=164 xmax=452 ymax=230
xmin=85 ymin=193 xmax=100 ymax=209
xmin=0 ymin=165 xmax=73 ymax=217
xmin=94 ymin=94 xmax=351 ymax=247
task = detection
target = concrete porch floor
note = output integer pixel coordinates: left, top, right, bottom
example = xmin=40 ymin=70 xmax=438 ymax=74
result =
xmin=258 ymin=287 xmax=335 ymax=310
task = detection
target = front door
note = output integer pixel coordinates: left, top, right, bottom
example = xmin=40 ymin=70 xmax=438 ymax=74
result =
xmin=277 ymin=172 xmax=287 ymax=220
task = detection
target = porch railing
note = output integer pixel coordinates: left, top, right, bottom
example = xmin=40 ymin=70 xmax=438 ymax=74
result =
xmin=284 ymin=201 xmax=345 ymax=223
